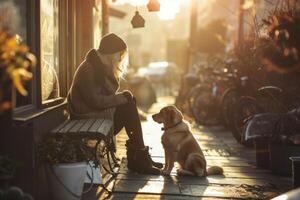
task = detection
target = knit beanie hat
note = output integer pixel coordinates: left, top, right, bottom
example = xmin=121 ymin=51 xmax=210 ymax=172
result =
xmin=99 ymin=33 xmax=127 ymax=54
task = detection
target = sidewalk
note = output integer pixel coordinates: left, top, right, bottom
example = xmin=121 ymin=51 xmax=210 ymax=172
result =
xmin=85 ymin=97 xmax=292 ymax=200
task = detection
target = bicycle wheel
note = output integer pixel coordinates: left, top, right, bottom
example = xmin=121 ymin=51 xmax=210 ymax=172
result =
xmin=230 ymin=96 xmax=263 ymax=146
xmin=188 ymin=86 xmax=220 ymax=125
xmin=220 ymin=88 xmax=239 ymax=127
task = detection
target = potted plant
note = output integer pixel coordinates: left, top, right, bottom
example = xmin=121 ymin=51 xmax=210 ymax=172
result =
xmin=0 ymin=156 xmax=19 ymax=190
xmin=38 ymin=136 xmax=95 ymax=200
xmin=0 ymin=156 xmax=34 ymax=200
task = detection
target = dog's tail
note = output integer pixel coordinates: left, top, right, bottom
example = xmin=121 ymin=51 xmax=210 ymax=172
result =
xmin=206 ymin=166 xmax=223 ymax=176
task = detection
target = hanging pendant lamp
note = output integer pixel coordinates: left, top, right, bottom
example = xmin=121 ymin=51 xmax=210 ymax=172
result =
xmin=131 ymin=10 xmax=145 ymax=28
xmin=147 ymin=0 xmax=160 ymax=12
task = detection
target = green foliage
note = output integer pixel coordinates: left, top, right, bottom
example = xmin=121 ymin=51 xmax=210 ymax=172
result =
xmin=0 ymin=186 xmax=34 ymax=200
xmin=37 ymin=136 xmax=95 ymax=165
xmin=0 ymin=156 xmax=21 ymax=178
xmin=261 ymin=6 xmax=300 ymax=72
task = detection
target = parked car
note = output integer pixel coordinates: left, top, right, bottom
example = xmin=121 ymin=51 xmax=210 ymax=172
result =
xmin=137 ymin=62 xmax=180 ymax=96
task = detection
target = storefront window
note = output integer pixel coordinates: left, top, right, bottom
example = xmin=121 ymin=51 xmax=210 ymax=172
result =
xmin=40 ymin=0 xmax=60 ymax=102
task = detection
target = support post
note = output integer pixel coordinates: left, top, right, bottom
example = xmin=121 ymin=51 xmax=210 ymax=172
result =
xmin=187 ymin=0 xmax=198 ymax=73
xmin=175 ymin=0 xmax=198 ymax=107
xmin=102 ymin=0 xmax=109 ymax=36
xmin=238 ymin=0 xmax=245 ymax=47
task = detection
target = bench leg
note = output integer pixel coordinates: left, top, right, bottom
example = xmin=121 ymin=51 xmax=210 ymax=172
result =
xmin=95 ymin=137 xmax=119 ymax=176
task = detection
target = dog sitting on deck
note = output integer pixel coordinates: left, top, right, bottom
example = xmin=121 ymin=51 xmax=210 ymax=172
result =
xmin=152 ymin=105 xmax=223 ymax=177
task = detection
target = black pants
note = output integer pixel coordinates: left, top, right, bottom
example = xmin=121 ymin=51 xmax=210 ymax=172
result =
xmin=113 ymin=100 xmax=145 ymax=148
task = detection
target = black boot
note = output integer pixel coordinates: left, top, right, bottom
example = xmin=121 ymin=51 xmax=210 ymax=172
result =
xmin=144 ymin=146 xmax=163 ymax=169
xmin=126 ymin=140 xmax=161 ymax=175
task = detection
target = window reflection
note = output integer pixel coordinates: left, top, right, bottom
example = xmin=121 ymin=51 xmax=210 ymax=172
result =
xmin=40 ymin=0 xmax=60 ymax=102
xmin=0 ymin=0 xmax=31 ymax=107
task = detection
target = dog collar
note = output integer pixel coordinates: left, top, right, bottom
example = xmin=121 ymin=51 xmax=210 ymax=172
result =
xmin=161 ymin=121 xmax=182 ymax=131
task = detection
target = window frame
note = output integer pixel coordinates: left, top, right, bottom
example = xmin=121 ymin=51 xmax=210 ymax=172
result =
xmin=13 ymin=0 xmax=87 ymax=116
xmin=13 ymin=0 xmax=39 ymax=114
xmin=13 ymin=0 xmax=70 ymax=115
xmin=39 ymin=0 xmax=64 ymax=108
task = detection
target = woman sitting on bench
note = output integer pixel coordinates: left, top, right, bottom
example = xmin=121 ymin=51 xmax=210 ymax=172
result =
xmin=67 ymin=33 xmax=163 ymax=175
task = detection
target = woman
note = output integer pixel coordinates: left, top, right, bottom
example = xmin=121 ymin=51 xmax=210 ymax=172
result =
xmin=67 ymin=33 xmax=162 ymax=174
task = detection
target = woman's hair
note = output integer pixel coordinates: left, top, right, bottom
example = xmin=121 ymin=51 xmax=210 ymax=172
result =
xmin=98 ymin=49 xmax=128 ymax=79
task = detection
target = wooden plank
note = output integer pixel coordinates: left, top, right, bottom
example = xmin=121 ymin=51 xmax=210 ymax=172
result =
xmin=113 ymin=179 xmax=180 ymax=195
xmin=69 ymin=119 xmax=86 ymax=133
xmin=88 ymin=119 xmax=105 ymax=132
xmin=222 ymin=172 xmax=292 ymax=180
xmin=103 ymin=194 xmax=219 ymax=200
xmin=117 ymin=165 xmax=269 ymax=175
xmin=58 ymin=120 xmax=78 ymax=133
xmin=114 ymin=173 xmax=291 ymax=188
xmin=79 ymin=119 xmax=96 ymax=132
xmin=112 ymin=179 xmax=265 ymax=199
xmin=206 ymin=160 xmax=252 ymax=167
xmin=51 ymin=119 xmax=69 ymax=133
xmin=96 ymin=119 xmax=113 ymax=136
xmin=185 ymin=184 xmax=272 ymax=199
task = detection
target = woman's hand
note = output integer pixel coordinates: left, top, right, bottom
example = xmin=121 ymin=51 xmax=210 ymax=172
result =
xmin=122 ymin=90 xmax=134 ymax=102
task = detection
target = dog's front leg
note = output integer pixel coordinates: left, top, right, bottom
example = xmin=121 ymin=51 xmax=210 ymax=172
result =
xmin=162 ymin=152 xmax=175 ymax=176
xmin=162 ymin=150 xmax=169 ymax=172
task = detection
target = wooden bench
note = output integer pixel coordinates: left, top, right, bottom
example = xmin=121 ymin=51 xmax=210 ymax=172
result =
xmin=51 ymin=118 xmax=119 ymax=175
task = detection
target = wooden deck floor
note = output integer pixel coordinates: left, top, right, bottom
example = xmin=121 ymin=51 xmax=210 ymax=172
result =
xmin=83 ymin=97 xmax=292 ymax=200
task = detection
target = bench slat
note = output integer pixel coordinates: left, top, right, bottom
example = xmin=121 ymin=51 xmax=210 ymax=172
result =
xmin=52 ymin=118 xmax=113 ymax=139
xmin=79 ymin=119 xmax=96 ymax=132
xmin=69 ymin=119 xmax=86 ymax=133
xmin=51 ymin=120 xmax=69 ymax=133
xmin=97 ymin=119 xmax=113 ymax=137
xmin=59 ymin=120 xmax=78 ymax=133
xmin=88 ymin=119 xmax=105 ymax=133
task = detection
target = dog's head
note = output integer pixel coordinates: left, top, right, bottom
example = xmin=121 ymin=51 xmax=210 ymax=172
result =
xmin=152 ymin=106 xmax=183 ymax=127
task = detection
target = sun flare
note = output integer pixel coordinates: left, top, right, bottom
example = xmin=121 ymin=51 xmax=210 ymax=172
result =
xmin=112 ymin=0 xmax=191 ymax=20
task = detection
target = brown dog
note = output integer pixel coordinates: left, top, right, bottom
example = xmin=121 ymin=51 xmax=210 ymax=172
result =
xmin=152 ymin=105 xmax=223 ymax=177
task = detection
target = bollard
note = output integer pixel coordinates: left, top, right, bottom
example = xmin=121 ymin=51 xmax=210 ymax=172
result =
xmin=290 ymin=157 xmax=300 ymax=188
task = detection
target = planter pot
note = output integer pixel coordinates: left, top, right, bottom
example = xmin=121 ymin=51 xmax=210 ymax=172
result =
xmin=47 ymin=162 xmax=87 ymax=200
xmin=254 ymin=137 xmax=270 ymax=169
xmin=269 ymin=143 xmax=300 ymax=176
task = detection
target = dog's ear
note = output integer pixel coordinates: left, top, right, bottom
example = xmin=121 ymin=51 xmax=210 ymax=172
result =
xmin=166 ymin=109 xmax=175 ymax=125
xmin=175 ymin=107 xmax=183 ymax=121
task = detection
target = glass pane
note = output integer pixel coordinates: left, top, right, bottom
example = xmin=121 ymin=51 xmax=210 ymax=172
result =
xmin=0 ymin=0 xmax=27 ymax=40
xmin=40 ymin=0 xmax=60 ymax=102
